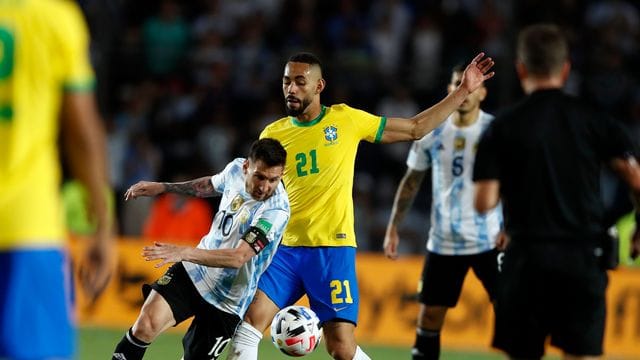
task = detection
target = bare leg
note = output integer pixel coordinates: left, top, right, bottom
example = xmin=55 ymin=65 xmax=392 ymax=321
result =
xmin=322 ymin=321 xmax=370 ymax=360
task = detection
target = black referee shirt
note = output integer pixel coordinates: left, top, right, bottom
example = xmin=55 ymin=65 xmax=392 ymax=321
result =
xmin=473 ymin=89 xmax=636 ymax=242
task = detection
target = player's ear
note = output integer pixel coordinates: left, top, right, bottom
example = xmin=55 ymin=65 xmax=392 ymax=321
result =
xmin=515 ymin=60 xmax=527 ymax=81
xmin=316 ymin=78 xmax=325 ymax=95
xmin=560 ymin=60 xmax=571 ymax=83
xmin=478 ymin=85 xmax=487 ymax=101
xmin=243 ymin=159 xmax=250 ymax=174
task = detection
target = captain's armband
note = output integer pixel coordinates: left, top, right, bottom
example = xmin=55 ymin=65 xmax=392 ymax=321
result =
xmin=242 ymin=226 xmax=269 ymax=254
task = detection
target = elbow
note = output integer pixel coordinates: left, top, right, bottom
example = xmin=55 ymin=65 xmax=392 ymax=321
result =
xmin=474 ymin=196 xmax=497 ymax=214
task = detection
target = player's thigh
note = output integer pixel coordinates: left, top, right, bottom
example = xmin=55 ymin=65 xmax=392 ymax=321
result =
xmin=182 ymin=305 xmax=241 ymax=360
xmin=133 ymin=290 xmax=176 ymax=338
xmin=419 ymin=251 xmax=469 ymax=307
xmin=470 ymin=248 xmax=501 ymax=301
xmin=0 ymin=248 xmax=74 ymax=359
xmin=141 ymin=263 xmax=200 ymax=329
xmin=258 ymin=245 xmax=305 ymax=309
xmin=301 ymin=247 xmax=360 ymax=324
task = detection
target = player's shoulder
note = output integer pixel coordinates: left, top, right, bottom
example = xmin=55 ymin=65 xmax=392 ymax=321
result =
xmin=25 ymin=0 xmax=81 ymax=17
xmin=224 ymin=157 xmax=246 ymax=175
xmin=262 ymin=115 xmax=291 ymax=133
xmin=326 ymin=103 xmax=366 ymax=115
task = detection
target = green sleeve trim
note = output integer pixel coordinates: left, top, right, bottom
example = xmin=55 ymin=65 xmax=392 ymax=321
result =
xmin=63 ymin=79 xmax=96 ymax=92
xmin=374 ymin=116 xmax=387 ymax=143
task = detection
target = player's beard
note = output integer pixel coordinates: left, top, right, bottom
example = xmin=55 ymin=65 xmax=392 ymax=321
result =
xmin=285 ymin=97 xmax=312 ymax=117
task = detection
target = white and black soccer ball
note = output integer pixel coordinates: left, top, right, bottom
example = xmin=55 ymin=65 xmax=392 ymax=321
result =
xmin=270 ymin=305 xmax=323 ymax=357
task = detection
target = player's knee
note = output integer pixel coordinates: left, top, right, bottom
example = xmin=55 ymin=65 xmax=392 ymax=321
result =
xmin=325 ymin=340 xmax=356 ymax=360
xmin=324 ymin=332 xmax=357 ymax=360
xmin=131 ymin=313 xmax=166 ymax=342
xmin=418 ymin=305 xmax=447 ymax=330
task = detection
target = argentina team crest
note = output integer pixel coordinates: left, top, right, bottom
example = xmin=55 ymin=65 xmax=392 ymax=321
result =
xmin=230 ymin=194 xmax=245 ymax=212
xmin=324 ymin=125 xmax=338 ymax=144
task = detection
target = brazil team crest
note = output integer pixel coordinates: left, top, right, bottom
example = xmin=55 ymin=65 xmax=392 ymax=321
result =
xmin=324 ymin=125 xmax=338 ymax=143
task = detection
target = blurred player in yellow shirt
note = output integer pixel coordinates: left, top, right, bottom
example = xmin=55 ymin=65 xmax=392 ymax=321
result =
xmin=0 ymin=0 xmax=114 ymax=358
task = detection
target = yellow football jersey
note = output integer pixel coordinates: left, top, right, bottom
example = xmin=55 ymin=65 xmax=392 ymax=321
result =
xmin=260 ymin=104 xmax=386 ymax=247
xmin=0 ymin=0 xmax=96 ymax=249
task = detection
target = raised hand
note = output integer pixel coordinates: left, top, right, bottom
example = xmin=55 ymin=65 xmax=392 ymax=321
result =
xmin=460 ymin=52 xmax=495 ymax=94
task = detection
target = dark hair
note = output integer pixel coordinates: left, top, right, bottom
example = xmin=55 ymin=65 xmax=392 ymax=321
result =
xmin=248 ymin=138 xmax=287 ymax=167
xmin=288 ymin=52 xmax=322 ymax=67
xmin=517 ymin=24 xmax=568 ymax=76
xmin=287 ymin=52 xmax=323 ymax=77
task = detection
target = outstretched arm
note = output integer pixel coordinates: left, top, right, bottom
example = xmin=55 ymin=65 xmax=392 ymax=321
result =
xmin=143 ymin=241 xmax=256 ymax=269
xmin=384 ymin=168 xmax=426 ymax=259
xmin=124 ymin=177 xmax=217 ymax=200
xmin=381 ymin=53 xmax=495 ymax=143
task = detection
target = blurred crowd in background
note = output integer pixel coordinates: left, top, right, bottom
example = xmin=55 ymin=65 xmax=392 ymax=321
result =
xmin=65 ymin=0 xmax=640 ymax=254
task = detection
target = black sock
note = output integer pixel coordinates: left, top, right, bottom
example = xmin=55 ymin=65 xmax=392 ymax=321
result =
xmin=112 ymin=328 xmax=151 ymax=360
xmin=412 ymin=328 xmax=440 ymax=360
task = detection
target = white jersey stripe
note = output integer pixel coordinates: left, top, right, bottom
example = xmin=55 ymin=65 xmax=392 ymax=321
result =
xmin=407 ymin=111 xmax=503 ymax=255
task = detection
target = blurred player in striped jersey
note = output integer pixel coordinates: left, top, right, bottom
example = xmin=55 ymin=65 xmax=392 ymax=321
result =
xmin=384 ymin=65 xmax=504 ymax=360
xmin=0 ymin=0 xmax=114 ymax=358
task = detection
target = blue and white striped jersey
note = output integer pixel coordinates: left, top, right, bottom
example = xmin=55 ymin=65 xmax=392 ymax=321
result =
xmin=407 ymin=110 xmax=502 ymax=255
xmin=182 ymin=158 xmax=290 ymax=317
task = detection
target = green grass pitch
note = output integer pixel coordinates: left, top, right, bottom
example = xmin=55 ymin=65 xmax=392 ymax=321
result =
xmin=82 ymin=326 xmax=511 ymax=359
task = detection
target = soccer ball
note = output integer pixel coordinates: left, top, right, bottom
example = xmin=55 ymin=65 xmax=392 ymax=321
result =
xmin=270 ymin=305 xmax=323 ymax=357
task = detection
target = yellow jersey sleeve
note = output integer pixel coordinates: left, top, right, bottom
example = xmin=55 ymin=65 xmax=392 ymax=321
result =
xmin=261 ymin=104 xmax=386 ymax=247
xmin=54 ymin=0 xmax=96 ymax=91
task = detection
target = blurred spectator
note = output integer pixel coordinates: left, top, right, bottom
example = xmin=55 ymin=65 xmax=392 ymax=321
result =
xmin=142 ymin=0 xmax=190 ymax=78
xmin=142 ymin=192 xmax=213 ymax=245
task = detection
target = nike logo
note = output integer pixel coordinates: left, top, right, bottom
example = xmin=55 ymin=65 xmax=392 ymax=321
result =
xmin=333 ymin=306 xmax=349 ymax=312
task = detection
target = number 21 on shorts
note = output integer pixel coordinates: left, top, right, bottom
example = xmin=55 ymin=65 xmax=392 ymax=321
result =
xmin=330 ymin=279 xmax=353 ymax=305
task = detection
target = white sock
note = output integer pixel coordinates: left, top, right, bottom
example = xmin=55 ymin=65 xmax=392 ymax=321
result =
xmin=225 ymin=321 xmax=263 ymax=360
xmin=352 ymin=346 xmax=371 ymax=360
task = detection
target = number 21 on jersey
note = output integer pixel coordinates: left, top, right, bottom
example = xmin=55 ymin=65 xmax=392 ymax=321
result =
xmin=295 ymin=149 xmax=319 ymax=177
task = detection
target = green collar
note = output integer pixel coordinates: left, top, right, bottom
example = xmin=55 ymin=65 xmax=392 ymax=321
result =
xmin=290 ymin=105 xmax=326 ymax=127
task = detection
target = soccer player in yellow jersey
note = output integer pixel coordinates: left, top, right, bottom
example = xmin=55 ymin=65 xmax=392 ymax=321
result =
xmin=0 ymin=0 xmax=114 ymax=358
xmin=227 ymin=52 xmax=494 ymax=360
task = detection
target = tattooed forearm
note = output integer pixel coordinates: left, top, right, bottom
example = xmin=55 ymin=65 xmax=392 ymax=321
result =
xmin=163 ymin=177 xmax=216 ymax=197
xmin=391 ymin=169 xmax=425 ymax=226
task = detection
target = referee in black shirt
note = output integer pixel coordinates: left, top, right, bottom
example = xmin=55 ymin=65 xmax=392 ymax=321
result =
xmin=472 ymin=24 xmax=640 ymax=360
